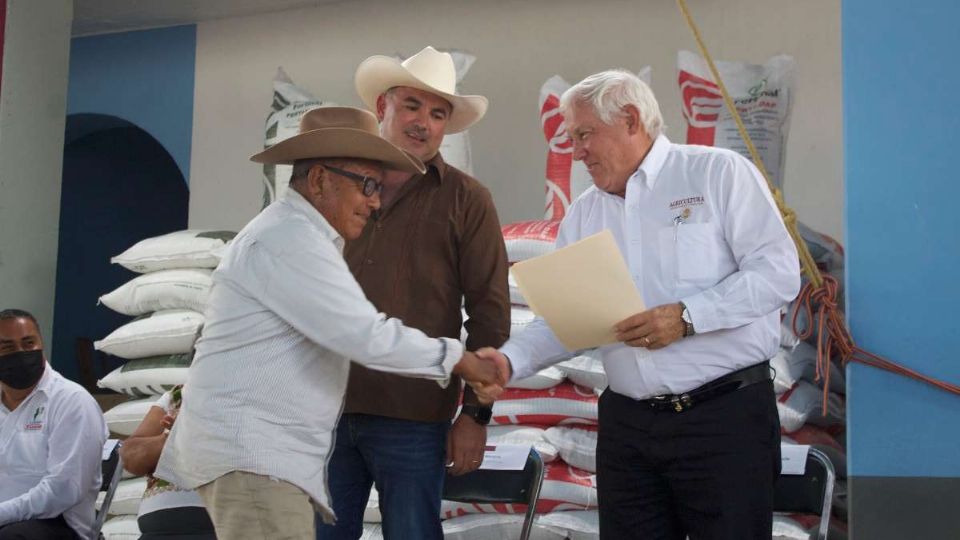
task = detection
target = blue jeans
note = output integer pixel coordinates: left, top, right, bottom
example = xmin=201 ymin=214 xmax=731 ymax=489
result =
xmin=317 ymin=413 xmax=449 ymax=540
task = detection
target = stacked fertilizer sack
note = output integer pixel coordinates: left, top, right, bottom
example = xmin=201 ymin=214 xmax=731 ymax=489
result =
xmin=94 ymin=230 xmax=235 ymax=539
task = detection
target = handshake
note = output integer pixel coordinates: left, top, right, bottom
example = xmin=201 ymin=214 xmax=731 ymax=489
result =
xmin=451 ymin=347 xmax=512 ymax=404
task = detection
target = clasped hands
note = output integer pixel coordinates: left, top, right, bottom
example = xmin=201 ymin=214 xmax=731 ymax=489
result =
xmin=452 ymin=350 xmax=511 ymax=404
xmin=452 ymin=303 xmax=683 ymax=403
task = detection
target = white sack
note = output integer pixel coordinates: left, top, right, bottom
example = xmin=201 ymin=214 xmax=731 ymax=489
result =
xmin=95 ymin=310 xmax=204 ymax=360
xmin=544 ymin=426 xmax=598 ymax=473
xmin=99 ymin=269 xmax=212 ymax=316
xmin=538 ymin=510 xmax=600 ymax=540
xmin=97 ymin=354 xmax=191 ymax=397
xmin=557 ymin=352 xmax=607 ymax=390
xmin=111 ymin=230 xmax=235 ymax=273
xmin=101 ymin=515 xmax=141 ymax=540
xmin=96 ymin=477 xmax=147 ymax=516
xmin=442 ymin=513 xmax=566 ymax=540
xmin=104 ymin=398 xmax=155 ymax=437
xmin=486 ymin=425 xmax=558 ymax=463
xmin=508 ymin=366 xmax=566 ymax=390
xmin=261 ymin=68 xmax=328 ymax=206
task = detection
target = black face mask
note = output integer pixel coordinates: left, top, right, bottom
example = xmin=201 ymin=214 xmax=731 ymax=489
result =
xmin=0 ymin=350 xmax=46 ymax=390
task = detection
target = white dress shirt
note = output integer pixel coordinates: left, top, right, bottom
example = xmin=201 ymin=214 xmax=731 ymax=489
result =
xmin=502 ymin=135 xmax=800 ymax=399
xmin=0 ymin=365 xmax=108 ymax=539
xmin=155 ymin=190 xmax=462 ymax=521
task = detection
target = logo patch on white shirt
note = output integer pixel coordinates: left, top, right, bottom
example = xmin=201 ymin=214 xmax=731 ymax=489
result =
xmin=24 ymin=405 xmax=44 ymax=430
xmin=669 ymin=195 xmax=705 ymax=211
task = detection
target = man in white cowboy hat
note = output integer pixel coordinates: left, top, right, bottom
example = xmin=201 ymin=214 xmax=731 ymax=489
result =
xmin=155 ymin=107 xmax=508 ymax=540
xmin=317 ymin=48 xmax=510 ymax=539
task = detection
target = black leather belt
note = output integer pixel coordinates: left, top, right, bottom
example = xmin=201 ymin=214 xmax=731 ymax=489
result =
xmin=639 ymin=361 xmax=771 ymax=413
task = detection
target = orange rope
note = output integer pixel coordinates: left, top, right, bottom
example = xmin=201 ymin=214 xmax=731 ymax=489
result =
xmin=791 ymin=275 xmax=960 ymax=412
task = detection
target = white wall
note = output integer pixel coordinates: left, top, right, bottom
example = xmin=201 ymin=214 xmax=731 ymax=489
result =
xmin=189 ymin=0 xmax=842 ymax=240
xmin=0 ymin=0 xmax=73 ymax=343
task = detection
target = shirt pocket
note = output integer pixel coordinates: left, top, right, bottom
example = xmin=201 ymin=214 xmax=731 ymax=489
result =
xmin=7 ymin=428 xmax=49 ymax=474
xmin=659 ymin=222 xmax=725 ymax=292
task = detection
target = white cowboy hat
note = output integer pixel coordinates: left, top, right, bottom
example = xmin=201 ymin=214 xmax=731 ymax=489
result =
xmin=250 ymin=106 xmax=425 ymax=174
xmin=355 ymin=46 xmax=488 ymax=134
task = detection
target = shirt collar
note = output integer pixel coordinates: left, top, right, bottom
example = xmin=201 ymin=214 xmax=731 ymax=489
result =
xmin=632 ymin=134 xmax=671 ymax=189
xmin=34 ymin=363 xmax=55 ymax=395
xmin=281 ymin=189 xmax=345 ymax=252
xmin=424 ymin=152 xmax=448 ymax=183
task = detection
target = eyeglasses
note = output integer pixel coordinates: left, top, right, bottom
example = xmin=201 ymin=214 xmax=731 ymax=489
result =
xmin=324 ymin=165 xmax=383 ymax=197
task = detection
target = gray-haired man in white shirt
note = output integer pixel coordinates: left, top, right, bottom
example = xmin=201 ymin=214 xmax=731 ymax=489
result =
xmin=156 ymin=107 xmax=507 ymax=540
xmin=479 ymin=70 xmax=801 ymax=539
xmin=0 ymin=309 xmax=108 ymax=540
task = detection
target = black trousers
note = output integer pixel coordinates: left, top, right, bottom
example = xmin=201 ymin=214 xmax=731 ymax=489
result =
xmin=0 ymin=516 xmax=78 ymax=540
xmin=138 ymin=506 xmax=218 ymax=539
xmin=596 ymin=379 xmax=781 ymax=540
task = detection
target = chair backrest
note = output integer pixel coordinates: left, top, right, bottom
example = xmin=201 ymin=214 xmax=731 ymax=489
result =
xmin=774 ymin=446 xmax=836 ymax=540
xmin=442 ymin=448 xmax=546 ymax=540
xmin=93 ymin=441 xmax=123 ymax=538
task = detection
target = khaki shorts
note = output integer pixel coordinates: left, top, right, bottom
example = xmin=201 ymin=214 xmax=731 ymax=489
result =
xmin=197 ymin=471 xmax=315 ymax=540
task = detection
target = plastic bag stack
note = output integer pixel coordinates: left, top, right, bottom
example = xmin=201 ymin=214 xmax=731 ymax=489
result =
xmin=96 ymin=230 xmax=235 ymax=537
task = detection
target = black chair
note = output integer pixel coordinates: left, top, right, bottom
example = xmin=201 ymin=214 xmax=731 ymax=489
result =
xmin=774 ymin=446 xmax=836 ymax=540
xmin=442 ymin=448 xmax=546 ymax=540
xmin=93 ymin=440 xmax=123 ymax=540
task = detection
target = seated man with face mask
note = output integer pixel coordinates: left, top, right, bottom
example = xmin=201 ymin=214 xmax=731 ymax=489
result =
xmin=0 ymin=309 xmax=109 ymax=540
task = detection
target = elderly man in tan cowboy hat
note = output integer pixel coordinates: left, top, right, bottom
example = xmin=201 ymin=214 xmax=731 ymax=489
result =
xmin=154 ymin=107 xmax=508 ymax=540
xmin=318 ymin=48 xmax=510 ymax=540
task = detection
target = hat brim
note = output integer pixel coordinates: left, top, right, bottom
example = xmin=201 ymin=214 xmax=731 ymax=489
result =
xmin=355 ymin=55 xmax=488 ymax=134
xmin=250 ymin=127 xmax=425 ymax=174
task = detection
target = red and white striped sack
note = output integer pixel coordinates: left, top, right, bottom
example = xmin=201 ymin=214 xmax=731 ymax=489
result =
xmin=502 ymin=219 xmax=560 ymax=264
xmin=677 ymin=50 xmax=795 ymax=190
xmin=490 ymin=382 xmax=599 ymax=427
xmin=540 ymin=76 xmax=594 ymax=220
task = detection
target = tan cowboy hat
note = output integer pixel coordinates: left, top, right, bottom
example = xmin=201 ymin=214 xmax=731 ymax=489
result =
xmin=355 ymin=46 xmax=488 ymax=134
xmin=250 ymin=106 xmax=425 ymax=173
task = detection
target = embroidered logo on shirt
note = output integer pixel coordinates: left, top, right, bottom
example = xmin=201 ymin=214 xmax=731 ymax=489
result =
xmin=668 ymin=196 xmax=704 ymax=210
xmin=24 ymin=406 xmax=44 ymax=430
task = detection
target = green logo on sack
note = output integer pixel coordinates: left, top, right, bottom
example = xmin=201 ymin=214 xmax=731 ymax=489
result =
xmin=748 ymin=78 xmax=768 ymax=98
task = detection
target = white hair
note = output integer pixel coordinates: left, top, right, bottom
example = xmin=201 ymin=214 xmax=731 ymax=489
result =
xmin=559 ymin=69 xmax=664 ymax=137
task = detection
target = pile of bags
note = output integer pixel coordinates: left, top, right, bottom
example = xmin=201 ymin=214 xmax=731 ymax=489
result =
xmin=96 ymin=230 xmax=235 ymax=537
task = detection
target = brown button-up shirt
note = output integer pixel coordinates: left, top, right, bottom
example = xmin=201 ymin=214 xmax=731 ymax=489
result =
xmin=343 ymin=154 xmax=511 ymax=423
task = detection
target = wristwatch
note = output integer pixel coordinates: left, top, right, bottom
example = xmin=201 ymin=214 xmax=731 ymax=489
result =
xmin=461 ymin=404 xmax=493 ymax=426
xmin=679 ymin=302 xmax=695 ymax=338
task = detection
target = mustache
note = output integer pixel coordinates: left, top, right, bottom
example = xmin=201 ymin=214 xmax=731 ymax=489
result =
xmin=405 ymin=126 xmax=428 ymax=139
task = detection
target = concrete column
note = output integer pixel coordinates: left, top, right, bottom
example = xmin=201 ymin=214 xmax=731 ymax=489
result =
xmin=0 ymin=0 xmax=73 ymax=343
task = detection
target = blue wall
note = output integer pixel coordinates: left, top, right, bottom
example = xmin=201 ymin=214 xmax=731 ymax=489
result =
xmin=844 ymin=1 xmax=960 ymax=478
xmin=67 ymin=25 xmax=196 ymax=182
